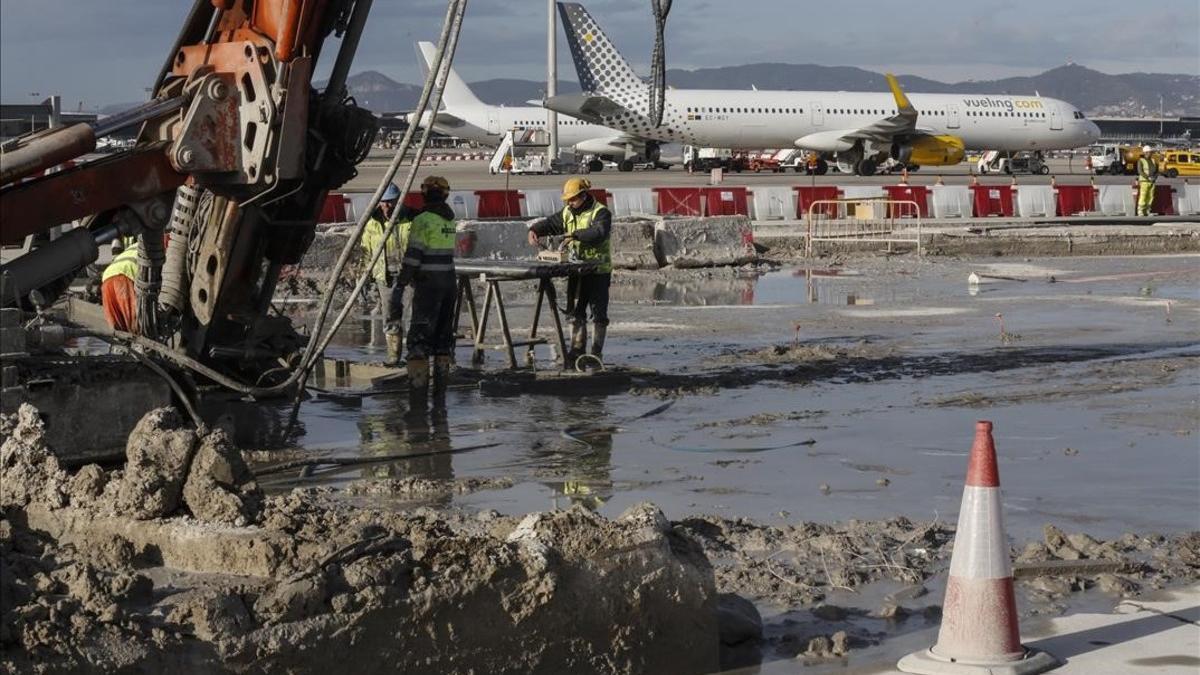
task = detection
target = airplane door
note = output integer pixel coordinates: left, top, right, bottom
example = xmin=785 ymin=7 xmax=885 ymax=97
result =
xmin=812 ymin=102 xmax=824 ymax=127
xmin=947 ymin=104 xmax=960 ymax=129
xmin=1049 ymin=105 xmax=1062 ymax=130
xmin=487 ymin=111 xmax=501 ymax=135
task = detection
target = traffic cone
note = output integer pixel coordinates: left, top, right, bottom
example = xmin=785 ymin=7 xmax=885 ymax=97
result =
xmin=898 ymin=421 xmax=1059 ymax=675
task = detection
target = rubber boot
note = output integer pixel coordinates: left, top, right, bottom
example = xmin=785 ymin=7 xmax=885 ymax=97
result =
xmin=384 ymin=332 xmax=402 ymax=367
xmin=566 ymin=321 xmax=587 ymax=369
xmin=432 ymin=356 xmax=451 ymax=400
xmin=407 ymin=358 xmax=430 ymax=403
xmin=589 ymin=325 xmax=607 ymax=364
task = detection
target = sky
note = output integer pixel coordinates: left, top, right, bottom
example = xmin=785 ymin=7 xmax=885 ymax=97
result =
xmin=2 ymin=0 xmax=1197 ymax=110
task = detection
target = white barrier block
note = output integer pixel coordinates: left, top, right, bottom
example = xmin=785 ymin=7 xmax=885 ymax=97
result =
xmin=750 ymin=186 xmax=795 ymax=220
xmin=839 ymin=186 xmax=888 ymax=202
xmin=1097 ymin=185 xmax=1135 ymax=216
xmin=607 ymin=188 xmax=657 ymax=217
xmin=1015 ymin=186 xmax=1055 ymax=217
xmin=655 ymin=216 xmax=756 ymax=268
xmin=447 ymin=191 xmax=480 ymax=220
xmin=1175 ymin=184 xmax=1200 ymax=216
xmin=456 ymin=220 xmax=533 ymax=260
xmin=930 ymin=186 xmax=973 ymax=219
xmin=521 ymin=189 xmax=562 ymax=218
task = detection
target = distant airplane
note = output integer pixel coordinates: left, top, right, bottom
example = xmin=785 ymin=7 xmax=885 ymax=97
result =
xmin=406 ymin=41 xmax=660 ymax=171
xmin=545 ymin=2 xmax=1101 ymax=175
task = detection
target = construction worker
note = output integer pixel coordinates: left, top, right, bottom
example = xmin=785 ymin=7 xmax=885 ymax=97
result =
xmin=1136 ymin=145 xmax=1158 ymax=217
xmin=395 ymin=176 xmax=457 ymax=402
xmin=361 ymin=183 xmax=416 ymax=364
xmin=526 ymin=177 xmax=612 ymax=365
xmin=100 ymin=238 xmax=140 ymax=334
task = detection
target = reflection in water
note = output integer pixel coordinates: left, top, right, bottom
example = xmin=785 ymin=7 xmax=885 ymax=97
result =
xmin=357 ymin=398 xmax=455 ymax=502
xmin=531 ymin=397 xmax=615 ymax=511
xmin=610 ymin=277 xmax=757 ymax=307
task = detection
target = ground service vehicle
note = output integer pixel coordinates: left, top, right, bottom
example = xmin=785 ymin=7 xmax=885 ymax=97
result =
xmin=1158 ymin=150 xmax=1200 ymax=178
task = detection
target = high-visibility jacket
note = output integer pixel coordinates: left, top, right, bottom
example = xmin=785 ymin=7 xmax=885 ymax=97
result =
xmin=360 ymin=215 xmax=409 ymax=285
xmin=1138 ymin=156 xmax=1158 ymax=182
xmin=102 ymin=241 xmax=140 ymax=283
xmin=562 ymin=200 xmax=612 ymax=273
xmin=399 ymin=204 xmax=456 ymax=282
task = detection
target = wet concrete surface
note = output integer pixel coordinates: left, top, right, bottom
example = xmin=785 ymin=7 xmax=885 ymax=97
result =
xmin=253 ymin=253 xmax=1200 ymax=542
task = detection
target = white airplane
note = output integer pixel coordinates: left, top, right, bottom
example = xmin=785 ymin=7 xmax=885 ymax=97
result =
xmin=406 ymin=41 xmax=661 ymax=170
xmin=546 ymin=3 xmax=1102 ymax=175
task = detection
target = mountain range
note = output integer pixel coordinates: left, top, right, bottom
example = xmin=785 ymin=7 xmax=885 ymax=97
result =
xmin=100 ymin=64 xmax=1196 ymax=118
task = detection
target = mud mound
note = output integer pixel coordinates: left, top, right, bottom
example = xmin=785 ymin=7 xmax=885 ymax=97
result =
xmin=0 ymin=404 xmax=69 ymax=509
xmin=183 ymin=428 xmax=263 ymax=526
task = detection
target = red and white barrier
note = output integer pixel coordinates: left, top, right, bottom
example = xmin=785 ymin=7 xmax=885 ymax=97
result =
xmin=898 ymin=421 xmax=1058 ymax=675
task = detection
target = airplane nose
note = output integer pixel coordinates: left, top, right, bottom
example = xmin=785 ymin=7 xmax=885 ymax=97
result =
xmin=1087 ymin=120 xmax=1100 ymax=140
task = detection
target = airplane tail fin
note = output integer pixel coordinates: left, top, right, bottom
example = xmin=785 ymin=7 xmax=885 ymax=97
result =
xmin=416 ymin=41 xmax=484 ymax=109
xmin=557 ymin=3 xmax=648 ymax=109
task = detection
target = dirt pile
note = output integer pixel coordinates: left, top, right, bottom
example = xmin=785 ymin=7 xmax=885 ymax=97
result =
xmin=2 ymin=405 xmax=723 ymax=674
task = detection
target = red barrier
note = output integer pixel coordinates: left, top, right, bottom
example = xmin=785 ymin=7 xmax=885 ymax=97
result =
xmin=883 ymin=185 xmax=930 ymax=218
xmin=403 ymin=192 xmax=425 ymax=210
xmin=474 ymin=190 xmax=523 ymax=218
xmin=1152 ymin=185 xmax=1176 ymax=216
xmin=701 ymin=186 xmax=750 ymax=216
xmin=1054 ymin=185 xmax=1097 ymax=216
xmin=793 ymin=186 xmax=841 ymax=218
xmin=970 ymin=185 xmax=1015 ymax=217
xmin=588 ymin=189 xmax=611 ymax=205
xmin=318 ymin=193 xmax=348 ymax=223
xmin=653 ymin=187 xmax=703 ymax=216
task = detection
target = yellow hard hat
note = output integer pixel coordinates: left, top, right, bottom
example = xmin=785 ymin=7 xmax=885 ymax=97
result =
xmin=561 ymin=177 xmax=591 ymax=201
xmin=421 ymin=175 xmax=450 ymax=192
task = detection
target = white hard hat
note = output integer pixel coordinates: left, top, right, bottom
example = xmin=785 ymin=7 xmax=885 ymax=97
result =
xmin=1142 ymin=145 xmax=1152 ymax=153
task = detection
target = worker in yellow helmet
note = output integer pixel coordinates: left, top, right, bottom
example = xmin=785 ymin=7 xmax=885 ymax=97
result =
xmin=527 ymin=177 xmax=612 ymax=366
xmin=395 ymin=176 xmax=457 ymax=403
xmin=361 ymin=182 xmax=419 ymax=365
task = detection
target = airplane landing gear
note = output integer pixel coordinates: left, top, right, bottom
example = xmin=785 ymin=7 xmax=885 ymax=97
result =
xmin=618 ymin=159 xmax=635 ymax=172
xmin=587 ymin=159 xmax=604 ymax=172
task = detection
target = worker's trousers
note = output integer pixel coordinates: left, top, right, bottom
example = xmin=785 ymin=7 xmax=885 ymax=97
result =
xmin=101 ymin=276 xmax=138 ymax=334
xmin=406 ymin=272 xmax=457 ymax=360
xmin=1137 ymin=180 xmax=1156 ymax=216
xmin=568 ymin=273 xmax=611 ymax=327
xmin=375 ymin=277 xmax=404 ymax=333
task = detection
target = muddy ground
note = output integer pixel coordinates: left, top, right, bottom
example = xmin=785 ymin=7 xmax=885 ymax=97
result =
xmin=7 ymin=251 xmax=1200 ymax=672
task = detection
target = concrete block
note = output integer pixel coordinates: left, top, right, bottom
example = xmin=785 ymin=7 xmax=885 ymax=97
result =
xmin=1 ymin=365 xmax=17 ymax=388
xmin=610 ymin=218 xmax=659 ymax=270
xmin=1 ymin=386 xmax=27 ymax=414
xmin=1 ymin=326 xmax=27 ymax=355
xmin=654 ymin=215 xmax=757 ymax=268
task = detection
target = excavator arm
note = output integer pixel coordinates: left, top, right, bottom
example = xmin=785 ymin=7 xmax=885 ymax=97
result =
xmin=0 ymin=0 xmax=378 ymax=374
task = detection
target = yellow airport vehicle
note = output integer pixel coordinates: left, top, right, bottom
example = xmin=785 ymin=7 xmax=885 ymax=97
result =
xmin=1157 ymin=149 xmax=1200 ymax=178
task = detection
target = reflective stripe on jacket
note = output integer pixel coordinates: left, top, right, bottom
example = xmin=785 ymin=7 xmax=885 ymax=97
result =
xmin=563 ymin=200 xmax=612 ymax=274
xmin=102 ymin=242 xmax=140 ymax=283
xmin=401 ymin=207 xmax=457 ymax=276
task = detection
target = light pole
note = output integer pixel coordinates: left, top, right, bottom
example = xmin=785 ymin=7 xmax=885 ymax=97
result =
xmin=546 ymin=0 xmax=559 ymax=168
xmin=1158 ymin=94 xmax=1164 ymax=138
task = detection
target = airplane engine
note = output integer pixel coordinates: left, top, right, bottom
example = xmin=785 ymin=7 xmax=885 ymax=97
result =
xmin=891 ymin=135 xmax=965 ymax=166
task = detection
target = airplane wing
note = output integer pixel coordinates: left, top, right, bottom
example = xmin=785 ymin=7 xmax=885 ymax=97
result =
xmin=834 ymin=73 xmax=918 ymax=144
xmin=543 ymin=93 xmax=627 ymax=123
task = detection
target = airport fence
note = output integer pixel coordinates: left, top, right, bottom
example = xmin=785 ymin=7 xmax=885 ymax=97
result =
xmin=805 ymin=198 xmax=923 ymax=257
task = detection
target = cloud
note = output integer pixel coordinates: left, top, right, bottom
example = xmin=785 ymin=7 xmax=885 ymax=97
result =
xmin=2 ymin=0 xmax=1196 ymax=109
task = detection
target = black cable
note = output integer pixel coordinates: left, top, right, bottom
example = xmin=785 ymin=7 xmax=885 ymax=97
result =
xmin=648 ymin=0 xmax=672 ymax=127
